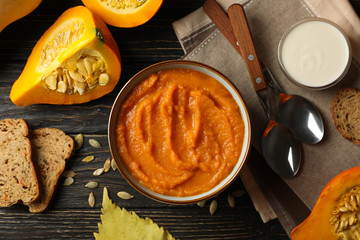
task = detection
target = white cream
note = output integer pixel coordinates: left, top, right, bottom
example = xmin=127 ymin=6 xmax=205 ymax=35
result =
xmin=279 ymin=19 xmax=350 ymax=88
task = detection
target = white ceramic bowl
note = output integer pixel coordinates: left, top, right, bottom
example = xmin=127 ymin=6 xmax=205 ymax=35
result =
xmin=108 ymin=60 xmax=251 ymax=204
xmin=278 ymin=18 xmax=352 ymax=90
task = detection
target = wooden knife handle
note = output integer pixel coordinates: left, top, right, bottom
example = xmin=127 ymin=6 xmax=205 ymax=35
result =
xmin=228 ymin=4 xmax=266 ymax=92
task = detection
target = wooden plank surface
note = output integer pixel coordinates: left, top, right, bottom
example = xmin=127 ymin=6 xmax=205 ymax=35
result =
xmin=1 ymin=0 xmax=359 ymax=239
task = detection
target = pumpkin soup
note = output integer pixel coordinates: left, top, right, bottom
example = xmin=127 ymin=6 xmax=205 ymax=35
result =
xmin=116 ymin=69 xmax=245 ymax=196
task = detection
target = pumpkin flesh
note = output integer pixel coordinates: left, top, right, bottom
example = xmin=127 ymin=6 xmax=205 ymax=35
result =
xmin=81 ymin=0 xmax=163 ymax=28
xmin=10 ymin=6 xmax=121 ymax=106
xmin=0 ymin=0 xmax=42 ymax=32
xmin=291 ymin=166 xmax=360 ymax=240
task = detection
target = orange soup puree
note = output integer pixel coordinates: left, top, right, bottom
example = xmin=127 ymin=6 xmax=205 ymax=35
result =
xmin=116 ymin=69 xmax=245 ymax=196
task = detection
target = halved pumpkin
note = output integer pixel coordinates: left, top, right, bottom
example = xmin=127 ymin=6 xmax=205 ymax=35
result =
xmin=10 ymin=6 xmax=121 ymax=106
xmin=0 ymin=0 xmax=42 ymax=32
xmin=81 ymin=0 xmax=163 ymax=28
xmin=291 ymin=166 xmax=360 ymax=239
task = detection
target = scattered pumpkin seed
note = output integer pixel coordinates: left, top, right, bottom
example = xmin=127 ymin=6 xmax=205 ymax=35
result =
xmin=209 ymin=200 xmax=218 ymax=215
xmin=63 ymin=177 xmax=74 ymax=186
xmin=104 ymin=158 xmax=111 ymax=172
xmin=93 ymin=168 xmax=104 ymax=176
xmin=75 ymin=133 xmax=84 ymax=150
xmin=85 ymin=181 xmax=99 ymax=188
xmin=62 ymin=170 xmax=76 ymax=178
xmin=111 ymin=158 xmax=117 ymax=171
xmin=82 ymin=155 xmax=95 ymax=163
xmin=88 ymin=192 xmax=95 ymax=208
xmin=228 ymin=193 xmax=236 ymax=208
xmin=117 ymin=191 xmax=134 ymax=200
xmin=89 ymin=139 xmax=101 ymax=149
xmin=197 ymin=200 xmax=206 ymax=207
xmin=232 ymin=189 xmax=246 ymax=198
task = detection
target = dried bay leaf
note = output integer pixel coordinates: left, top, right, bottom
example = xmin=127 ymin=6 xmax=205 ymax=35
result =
xmin=94 ymin=187 xmax=176 ymax=240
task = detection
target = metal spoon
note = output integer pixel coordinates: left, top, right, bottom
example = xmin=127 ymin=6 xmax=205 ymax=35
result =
xmin=265 ymin=72 xmax=324 ymax=144
xmin=228 ymin=3 xmax=301 ymax=178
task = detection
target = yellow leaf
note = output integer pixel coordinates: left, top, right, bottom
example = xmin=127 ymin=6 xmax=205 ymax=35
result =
xmin=94 ymin=187 xmax=176 ymax=240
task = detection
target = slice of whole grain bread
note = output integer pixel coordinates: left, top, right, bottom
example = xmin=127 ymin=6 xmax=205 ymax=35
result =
xmin=331 ymin=88 xmax=360 ymax=145
xmin=27 ymin=128 xmax=74 ymax=213
xmin=0 ymin=119 xmax=40 ymax=207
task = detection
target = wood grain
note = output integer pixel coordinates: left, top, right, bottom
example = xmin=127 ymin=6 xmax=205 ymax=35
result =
xmin=228 ymin=4 xmax=266 ymax=92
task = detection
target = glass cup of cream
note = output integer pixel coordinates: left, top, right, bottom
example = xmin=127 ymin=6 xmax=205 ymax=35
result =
xmin=278 ymin=18 xmax=352 ymax=90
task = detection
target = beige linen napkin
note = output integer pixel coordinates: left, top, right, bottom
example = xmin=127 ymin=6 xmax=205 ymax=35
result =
xmin=173 ymin=0 xmax=360 ymax=235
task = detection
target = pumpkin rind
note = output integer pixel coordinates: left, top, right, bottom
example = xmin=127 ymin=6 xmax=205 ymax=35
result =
xmin=0 ymin=0 xmax=42 ymax=32
xmin=81 ymin=0 xmax=163 ymax=28
xmin=10 ymin=6 xmax=121 ymax=106
xmin=291 ymin=166 xmax=360 ymax=240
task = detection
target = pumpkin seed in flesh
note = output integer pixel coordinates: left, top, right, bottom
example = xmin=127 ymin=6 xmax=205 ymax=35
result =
xmin=62 ymin=170 xmax=76 ymax=178
xmin=331 ymin=186 xmax=360 ymax=237
xmin=111 ymin=158 xmax=117 ymax=171
xmin=105 ymin=0 xmax=147 ymax=9
xmin=89 ymin=139 xmax=101 ymax=149
xmin=88 ymin=192 xmax=95 ymax=207
xmin=41 ymin=51 xmax=109 ymax=95
xmin=75 ymin=133 xmax=84 ymax=150
xmin=57 ymin=81 xmax=67 ymax=93
xmin=99 ymin=73 xmax=109 ymax=86
xmin=197 ymin=200 xmax=206 ymax=207
xmin=45 ymin=74 xmax=57 ymax=90
xmin=85 ymin=181 xmax=99 ymax=188
xmin=69 ymin=70 xmax=83 ymax=82
xmin=93 ymin=168 xmax=104 ymax=176
xmin=77 ymin=60 xmax=88 ymax=76
xmin=104 ymin=158 xmax=111 ymax=172
xmin=209 ymin=200 xmax=218 ymax=215
xmin=84 ymin=58 xmax=93 ymax=75
xmin=63 ymin=177 xmax=74 ymax=186
xmin=82 ymin=155 xmax=95 ymax=163
xmin=117 ymin=191 xmax=134 ymax=200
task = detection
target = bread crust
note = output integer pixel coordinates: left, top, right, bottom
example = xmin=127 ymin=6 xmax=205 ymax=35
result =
xmin=331 ymin=88 xmax=360 ymax=145
xmin=27 ymin=128 xmax=74 ymax=213
xmin=0 ymin=119 xmax=40 ymax=207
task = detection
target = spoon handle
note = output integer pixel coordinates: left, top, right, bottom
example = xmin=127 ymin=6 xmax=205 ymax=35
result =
xmin=203 ymin=0 xmax=242 ymax=57
xmin=228 ymin=4 xmax=266 ymax=92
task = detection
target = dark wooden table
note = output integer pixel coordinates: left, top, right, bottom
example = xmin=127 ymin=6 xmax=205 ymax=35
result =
xmin=0 ymin=0 xmax=359 ymax=239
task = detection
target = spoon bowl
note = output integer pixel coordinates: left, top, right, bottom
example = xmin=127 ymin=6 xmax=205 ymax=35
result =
xmin=264 ymin=67 xmax=325 ymax=144
xmin=261 ymin=120 xmax=301 ymax=178
xmin=278 ymin=93 xmax=324 ymax=144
